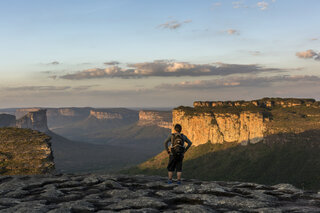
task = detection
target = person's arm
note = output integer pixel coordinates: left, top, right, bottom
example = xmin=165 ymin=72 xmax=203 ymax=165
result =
xmin=183 ymin=135 xmax=192 ymax=152
xmin=164 ymin=135 xmax=172 ymax=154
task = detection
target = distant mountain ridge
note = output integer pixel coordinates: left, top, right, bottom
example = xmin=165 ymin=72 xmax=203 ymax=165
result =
xmin=0 ymin=107 xmax=171 ymax=173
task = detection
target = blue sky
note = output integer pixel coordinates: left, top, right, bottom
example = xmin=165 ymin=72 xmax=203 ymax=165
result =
xmin=0 ymin=0 xmax=319 ymax=107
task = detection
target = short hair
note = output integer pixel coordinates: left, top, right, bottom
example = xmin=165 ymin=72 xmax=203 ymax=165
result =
xmin=174 ymin=124 xmax=182 ymax=133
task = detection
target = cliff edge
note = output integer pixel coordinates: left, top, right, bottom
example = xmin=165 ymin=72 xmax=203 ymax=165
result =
xmin=174 ymin=98 xmax=320 ymax=146
xmin=15 ymin=109 xmax=49 ymax=133
xmin=0 ymin=127 xmax=54 ymax=175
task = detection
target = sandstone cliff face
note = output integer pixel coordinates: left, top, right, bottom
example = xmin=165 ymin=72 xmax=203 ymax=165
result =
xmin=15 ymin=108 xmax=41 ymax=119
xmin=16 ymin=109 xmax=49 ymax=133
xmin=0 ymin=127 xmax=54 ymax=175
xmin=0 ymin=114 xmax=16 ymax=127
xmin=138 ymin=110 xmax=172 ymax=129
xmin=173 ymin=110 xmax=268 ymax=146
xmin=90 ymin=110 xmax=123 ymax=119
xmin=89 ymin=109 xmax=139 ymax=121
xmin=46 ymin=108 xmax=91 ymax=117
xmin=174 ymin=98 xmax=320 ymax=146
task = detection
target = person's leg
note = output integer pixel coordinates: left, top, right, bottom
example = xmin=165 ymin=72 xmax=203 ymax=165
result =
xmin=176 ymin=156 xmax=183 ymax=184
xmin=177 ymin=172 xmax=182 ymax=180
xmin=168 ymin=171 xmax=173 ymax=180
xmin=167 ymin=155 xmax=175 ymax=183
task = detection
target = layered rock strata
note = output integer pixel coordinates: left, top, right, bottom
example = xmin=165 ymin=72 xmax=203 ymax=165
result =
xmin=89 ymin=109 xmax=139 ymax=121
xmin=138 ymin=110 xmax=172 ymax=129
xmin=90 ymin=110 xmax=124 ymax=120
xmin=15 ymin=108 xmax=41 ymax=119
xmin=174 ymin=98 xmax=320 ymax=146
xmin=0 ymin=128 xmax=54 ymax=175
xmin=16 ymin=109 xmax=49 ymax=133
xmin=173 ymin=110 xmax=269 ymax=146
xmin=0 ymin=174 xmax=319 ymax=212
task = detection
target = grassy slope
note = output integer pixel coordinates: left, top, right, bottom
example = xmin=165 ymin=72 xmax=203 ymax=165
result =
xmin=124 ymin=136 xmax=320 ymax=190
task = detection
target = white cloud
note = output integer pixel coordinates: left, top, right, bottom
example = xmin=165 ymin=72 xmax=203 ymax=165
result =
xmin=257 ymin=1 xmax=269 ymax=10
xmin=296 ymin=50 xmax=320 ymax=61
xmin=156 ymin=75 xmax=320 ymax=90
xmin=226 ymin=29 xmax=240 ymax=35
xmin=59 ymin=61 xmax=281 ymax=80
xmin=158 ymin=19 xmax=192 ymax=30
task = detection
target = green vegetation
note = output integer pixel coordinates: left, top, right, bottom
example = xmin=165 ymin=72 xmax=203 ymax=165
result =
xmin=123 ymin=130 xmax=320 ymax=190
xmin=0 ymin=127 xmax=54 ymax=175
xmin=176 ymin=105 xmax=269 ymax=116
xmin=267 ymin=106 xmax=320 ymax=133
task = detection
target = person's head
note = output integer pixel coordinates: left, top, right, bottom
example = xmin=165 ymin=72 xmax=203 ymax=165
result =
xmin=174 ymin=124 xmax=182 ymax=133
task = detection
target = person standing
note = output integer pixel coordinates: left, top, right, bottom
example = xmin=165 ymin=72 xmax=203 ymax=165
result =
xmin=164 ymin=124 xmax=192 ymax=184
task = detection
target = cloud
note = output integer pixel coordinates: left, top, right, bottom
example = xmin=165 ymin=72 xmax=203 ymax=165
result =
xmin=156 ymin=75 xmax=320 ymax=90
xmin=3 ymin=86 xmax=71 ymax=91
xmin=257 ymin=1 xmax=269 ymax=10
xmin=232 ymin=1 xmax=249 ymax=9
xmin=296 ymin=50 xmax=320 ymax=61
xmin=1 ymin=85 xmax=97 ymax=92
xmin=47 ymin=61 xmax=60 ymax=65
xmin=158 ymin=19 xmax=192 ymax=30
xmin=226 ymin=29 xmax=240 ymax=35
xmin=104 ymin=61 xmax=120 ymax=66
xmin=59 ymin=61 xmax=281 ymax=80
xmin=73 ymin=85 xmax=98 ymax=90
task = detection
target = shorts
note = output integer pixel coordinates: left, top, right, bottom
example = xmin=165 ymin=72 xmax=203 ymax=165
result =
xmin=167 ymin=154 xmax=184 ymax=172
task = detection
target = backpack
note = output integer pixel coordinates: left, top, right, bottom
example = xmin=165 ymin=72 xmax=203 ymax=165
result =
xmin=171 ymin=133 xmax=185 ymax=157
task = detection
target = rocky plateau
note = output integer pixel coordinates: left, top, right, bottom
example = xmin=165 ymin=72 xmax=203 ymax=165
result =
xmin=0 ymin=173 xmax=320 ymax=212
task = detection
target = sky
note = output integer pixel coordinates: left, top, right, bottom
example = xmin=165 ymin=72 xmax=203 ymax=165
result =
xmin=0 ymin=0 xmax=319 ymax=108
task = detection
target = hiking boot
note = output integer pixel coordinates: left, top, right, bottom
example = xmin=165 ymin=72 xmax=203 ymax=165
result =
xmin=177 ymin=180 xmax=182 ymax=185
xmin=167 ymin=180 xmax=173 ymax=184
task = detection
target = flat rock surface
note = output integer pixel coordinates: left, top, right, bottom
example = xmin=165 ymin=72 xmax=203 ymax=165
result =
xmin=0 ymin=174 xmax=319 ymax=212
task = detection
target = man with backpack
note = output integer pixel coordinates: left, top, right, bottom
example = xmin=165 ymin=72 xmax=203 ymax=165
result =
xmin=164 ymin=124 xmax=192 ymax=184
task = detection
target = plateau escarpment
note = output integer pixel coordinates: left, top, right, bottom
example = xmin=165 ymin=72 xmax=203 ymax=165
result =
xmin=89 ymin=108 xmax=138 ymax=121
xmin=15 ymin=108 xmax=42 ymax=119
xmin=0 ymin=127 xmax=54 ymax=175
xmin=138 ymin=110 xmax=172 ymax=129
xmin=174 ymin=98 xmax=320 ymax=146
xmin=16 ymin=109 xmax=49 ymax=133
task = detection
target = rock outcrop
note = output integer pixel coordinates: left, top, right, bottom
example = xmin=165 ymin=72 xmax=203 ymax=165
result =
xmin=174 ymin=98 xmax=320 ymax=146
xmin=16 ymin=109 xmax=49 ymax=133
xmin=90 ymin=110 xmax=124 ymax=120
xmin=15 ymin=108 xmax=41 ymax=119
xmin=89 ymin=109 xmax=139 ymax=121
xmin=138 ymin=110 xmax=172 ymax=129
xmin=0 ymin=127 xmax=54 ymax=175
xmin=0 ymin=114 xmax=16 ymax=127
xmin=173 ymin=110 xmax=269 ymax=146
xmin=0 ymin=174 xmax=319 ymax=212
xmin=46 ymin=108 xmax=91 ymax=118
